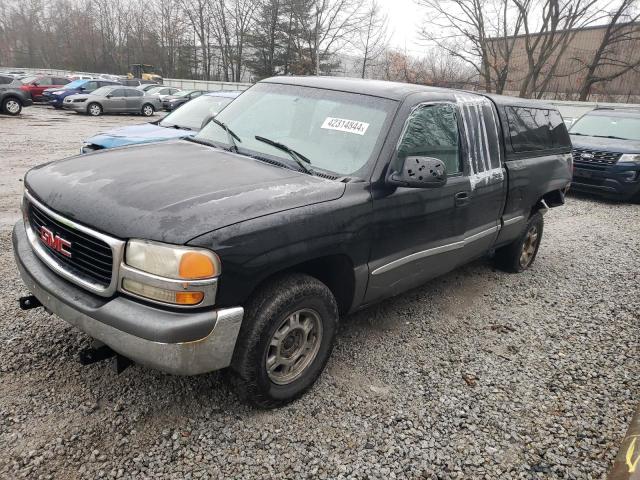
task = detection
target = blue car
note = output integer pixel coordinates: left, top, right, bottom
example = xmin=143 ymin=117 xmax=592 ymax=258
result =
xmin=81 ymin=90 xmax=242 ymax=153
xmin=46 ymin=79 xmax=120 ymax=108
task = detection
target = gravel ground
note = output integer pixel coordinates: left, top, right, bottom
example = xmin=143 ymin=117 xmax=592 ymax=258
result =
xmin=0 ymin=106 xmax=638 ymax=479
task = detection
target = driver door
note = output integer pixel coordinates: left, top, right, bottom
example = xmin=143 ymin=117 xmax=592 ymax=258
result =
xmin=365 ymin=102 xmax=471 ymax=303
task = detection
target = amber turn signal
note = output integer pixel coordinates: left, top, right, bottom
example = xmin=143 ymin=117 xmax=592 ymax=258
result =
xmin=175 ymin=291 xmax=205 ymax=305
xmin=179 ymin=251 xmax=217 ymax=279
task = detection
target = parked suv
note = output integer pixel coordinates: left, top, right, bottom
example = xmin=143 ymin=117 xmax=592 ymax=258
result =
xmin=44 ymin=79 xmax=121 ymax=108
xmin=19 ymin=75 xmax=70 ymax=102
xmin=0 ymin=80 xmax=33 ymax=115
xmin=13 ymin=77 xmax=572 ymax=408
xmin=570 ymin=108 xmax=640 ymax=202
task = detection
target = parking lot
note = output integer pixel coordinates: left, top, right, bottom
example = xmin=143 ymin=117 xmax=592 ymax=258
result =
xmin=0 ymin=105 xmax=638 ymax=479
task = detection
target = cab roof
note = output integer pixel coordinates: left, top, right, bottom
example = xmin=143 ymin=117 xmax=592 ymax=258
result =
xmin=260 ymin=76 xmax=458 ymax=101
xmin=260 ymin=76 xmax=557 ymax=111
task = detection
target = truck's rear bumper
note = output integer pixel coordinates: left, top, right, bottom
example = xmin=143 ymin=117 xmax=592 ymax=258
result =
xmin=13 ymin=221 xmax=243 ymax=375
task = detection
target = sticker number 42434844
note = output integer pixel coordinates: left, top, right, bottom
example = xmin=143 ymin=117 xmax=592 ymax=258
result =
xmin=321 ymin=117 xmax=370 ymax=136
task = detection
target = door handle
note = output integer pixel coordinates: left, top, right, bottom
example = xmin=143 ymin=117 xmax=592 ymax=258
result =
xmin=455 ymin=191 xmax=470 ymax=207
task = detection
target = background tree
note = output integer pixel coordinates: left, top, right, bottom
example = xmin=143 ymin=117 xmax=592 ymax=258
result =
xmin=574 ymin=0 xmax=640 ymax=100
xmin=355 ymin=0 xmax=389 ymax=78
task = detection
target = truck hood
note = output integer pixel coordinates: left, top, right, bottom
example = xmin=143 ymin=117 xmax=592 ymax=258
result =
xmin=25 ymin=140 xmax=346 ymax=244
xmin=571 ymin=135 xmax=640 ymax=154
xmin=85 ymin=123 xmax=192 ymax=149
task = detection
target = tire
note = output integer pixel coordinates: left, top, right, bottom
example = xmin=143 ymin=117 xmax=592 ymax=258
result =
xmin=229 ymin=273 xmax=338 ymax=409
xmin=141 ymin=103 xmax=154 ymax=117
xmin=2 ymin=97 xmax=22 ymax=116
xmin=87 ymin=103 xmax=102 ymax=116
xmin=494 ymin=212 xmax=544 ymax=273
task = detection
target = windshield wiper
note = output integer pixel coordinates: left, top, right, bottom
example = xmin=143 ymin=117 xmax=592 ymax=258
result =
xmin=592 ymin=134 xmax=629 ymax=140
xmin=254 ymin=136 xmax=314 ymax=175
xmin=211 ymin=118 xmax=241 ymax=153
xmin=184 ymin=136 xmax=218 ymax=149
xmin=162 ymin=123 xmax=192 ymax=131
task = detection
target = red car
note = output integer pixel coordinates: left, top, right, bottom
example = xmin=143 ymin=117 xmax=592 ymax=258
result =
xmin=20 ymin=75 xmax=70 ymax=102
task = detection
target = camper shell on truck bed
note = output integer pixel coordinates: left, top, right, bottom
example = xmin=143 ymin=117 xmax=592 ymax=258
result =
xmin=13 ymin=76 xmax=572 ymax=408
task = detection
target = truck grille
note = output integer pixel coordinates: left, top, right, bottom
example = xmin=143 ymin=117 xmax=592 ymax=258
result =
xmin=572 ymin=147 xmax=622 ymax=166
xmin=27 ymin=200 xmax=114 ymax=288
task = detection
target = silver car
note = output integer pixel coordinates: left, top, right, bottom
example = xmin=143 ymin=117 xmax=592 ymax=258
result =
xmin=145 ymin=86 xmax=181 ymax=101
xmin=63 ymin=86 xmax=161 ymax=117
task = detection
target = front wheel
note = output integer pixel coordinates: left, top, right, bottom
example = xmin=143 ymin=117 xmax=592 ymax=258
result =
xmin=87 ymin=102 xmax=102 ymax=116
xmin=229 ymin=273 xmax=338 ymax=408
xmin=2 ymin=97 xmax=22 ymax=116
xmin=141 ymin=103 xmax=154 ymax=116
xmin=494 ymin=212 xmax=544 ymax=273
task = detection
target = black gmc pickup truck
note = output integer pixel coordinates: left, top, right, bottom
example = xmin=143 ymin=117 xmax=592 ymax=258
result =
xmin=13 ymin=77 xmax=572 ymax=408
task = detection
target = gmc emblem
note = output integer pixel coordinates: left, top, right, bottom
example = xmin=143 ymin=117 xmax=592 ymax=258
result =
xmin=39 ymin=226 xmax=72 ymax=257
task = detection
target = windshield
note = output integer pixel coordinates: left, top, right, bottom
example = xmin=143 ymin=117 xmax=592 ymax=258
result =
xmin=173 ymin=90 xmax=193 ymax=97
xmin=21 ymin=76 xmax=38 ymax=84
xmin=195 ymin=83 xmax=395 ymax=176
xmin=146 ymin=87 xmax=165 ymax=95
xmin=90 ymin=86 xmax=113 ymax=97
xmin=160 ymin=95 xmax=236 ymax=131
xmin=570 ymin=113 xmax=640 ymax=141
xmin=64 ymin=80 xmax=87 ymax=90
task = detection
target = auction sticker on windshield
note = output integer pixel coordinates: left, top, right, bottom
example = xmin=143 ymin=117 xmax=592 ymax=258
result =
xmin=321 ymin=117 xmax=370 ymax=135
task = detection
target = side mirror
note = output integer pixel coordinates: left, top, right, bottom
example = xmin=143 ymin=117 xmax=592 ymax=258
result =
xmin=200 ymin=114 xmax=215 ymax=130
xmin=78 ymin=86 xmax=85 ymax=91
xmin=387 ymin=156 xmax=447 ymax=188
xmin=32 ymin=82 xmax=39 ymax=86
xmin=106 ymin=94 xmax=112 ymax=98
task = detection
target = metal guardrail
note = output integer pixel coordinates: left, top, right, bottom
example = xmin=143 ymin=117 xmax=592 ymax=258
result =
xmin=608 ymin=405 xmax=640 ymax=480
xmin=162 ymin=78 xmax=251 ymax=91
xmin=0 ymin=66 xmax=251 ymax=91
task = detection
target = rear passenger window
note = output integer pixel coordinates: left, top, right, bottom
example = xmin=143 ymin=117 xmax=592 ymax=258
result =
xmin=506 ymin=107 xmax=570 ymax=153
xmin=548 ymin=110 xmax=571 ymax=148
xmin=398 ymin=104 xmax=460 ymax=175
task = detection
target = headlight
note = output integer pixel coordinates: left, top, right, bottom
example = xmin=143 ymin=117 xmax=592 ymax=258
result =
xmin=120 ymin=239 xmax=220 ymax=307
xmin=619 ymin=154 xmax=640 ymax=164
xmin=125 ymin=239 xmax=220 ymax=279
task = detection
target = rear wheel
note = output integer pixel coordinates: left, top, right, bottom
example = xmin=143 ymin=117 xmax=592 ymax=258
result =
xmin=2 ymin=97 xmax=22 ymax=116
xmin=228 ymin=273 xmax=338 ymax=409
xmin=87 ymin=103 xmax=102 ymax=116
xmin=141 ymin=103 xmax=154 ymax=116
xmin=494 ymin=212 xmax=544 ymax=273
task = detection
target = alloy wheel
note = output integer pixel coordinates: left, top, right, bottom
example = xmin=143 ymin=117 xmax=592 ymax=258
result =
xmin=519 ymin=225 xmax=539 ymax=268
xmin=5 ymin=100 xmax=20 ymax=114
xmin=266 ymin=309 xmax=323 ymax=385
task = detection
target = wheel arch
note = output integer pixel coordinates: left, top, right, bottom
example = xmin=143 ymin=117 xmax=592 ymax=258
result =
xmin=247 ymin=254 xmax=357 ymax=317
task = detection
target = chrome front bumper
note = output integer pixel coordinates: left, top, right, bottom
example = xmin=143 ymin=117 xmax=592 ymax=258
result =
xmin=13 ymin=221 xmax=243 ymax=375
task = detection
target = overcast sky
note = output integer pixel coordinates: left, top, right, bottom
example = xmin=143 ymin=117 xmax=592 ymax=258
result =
xmin=383 ymin=0 xmax=427 ymax=54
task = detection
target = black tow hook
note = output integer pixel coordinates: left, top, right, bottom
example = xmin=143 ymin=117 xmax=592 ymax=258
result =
xmin=79 ymin=344 xmax=116 ymax=365
xmin=19 ymin=295 xmax=42 ymax=310
xmin=78 ymin=343 xmax=133 ymax=374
